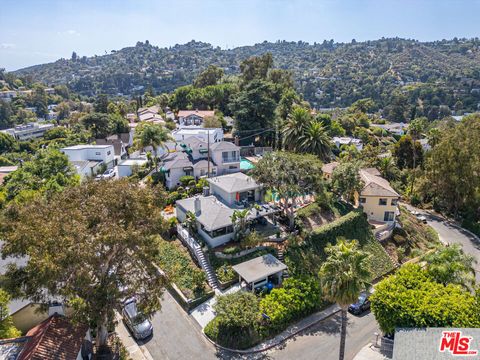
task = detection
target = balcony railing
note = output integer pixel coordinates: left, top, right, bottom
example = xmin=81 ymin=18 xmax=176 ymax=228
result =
xmin=222 ymin=157 xmax=240 ymax=163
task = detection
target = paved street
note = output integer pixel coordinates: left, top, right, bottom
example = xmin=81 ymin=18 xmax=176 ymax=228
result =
xmin=138 ymin=208 xmax=480 ymax=359
xmin=402 ymin=204 xmax=480 ymax=281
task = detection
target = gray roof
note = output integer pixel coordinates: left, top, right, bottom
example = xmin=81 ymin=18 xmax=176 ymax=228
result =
xmin=193 ymin=159 xmax=215 ymax=170
xmin=232 ymin=254 xmax=287 ymax=284
xmin=210 ymin=141 xmax=239 ymax=151
xmin=162 ymin=152 xmax=193 ymax=171
xmin=207 ymin=173 xmax=260 ymax=193
xmin=176 ymin=195 xmax=234 ymax=231
xmin=182 ymin=136 xmax=207 ymax=149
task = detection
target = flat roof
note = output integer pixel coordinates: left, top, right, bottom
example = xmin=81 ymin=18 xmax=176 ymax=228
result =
xmin=62 ymin=144 xmax=113 ymax=150
xmin=232 ymin=254 xmax=287 ymax=284
xmin=119 ymin=158 xmax=148 ymax=166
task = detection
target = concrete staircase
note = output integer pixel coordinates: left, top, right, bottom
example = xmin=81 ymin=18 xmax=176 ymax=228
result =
xmin=194 ymin=246 xmax=219 ymax=291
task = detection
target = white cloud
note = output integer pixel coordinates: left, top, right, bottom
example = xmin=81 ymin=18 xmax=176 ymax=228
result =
xmin=0 ymin=43 xmax=16 ymax=49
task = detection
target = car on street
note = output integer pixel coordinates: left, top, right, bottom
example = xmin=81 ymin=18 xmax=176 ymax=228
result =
xmin=417 ymin=214 xmax=427 ymax=224
xmin=348 ymin=292 xmax=371 ymax=315
xmin=122 ymin=299 xmax=153 ymax=340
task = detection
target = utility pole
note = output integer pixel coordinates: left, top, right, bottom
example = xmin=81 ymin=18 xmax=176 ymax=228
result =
xmin=207 ymin=130 xmax=211 ymax=178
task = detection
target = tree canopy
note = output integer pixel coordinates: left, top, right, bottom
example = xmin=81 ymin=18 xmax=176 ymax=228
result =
xmin=0 ymin=180 xmax=168 ymax=346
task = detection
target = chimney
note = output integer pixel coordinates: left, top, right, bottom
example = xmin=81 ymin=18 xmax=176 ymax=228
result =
xmin=203 ymin=186 xmax=210 ymax=196
xmin=194 ymin=197 xmax=201 ymax=215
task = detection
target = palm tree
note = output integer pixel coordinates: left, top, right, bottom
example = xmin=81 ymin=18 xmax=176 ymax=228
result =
xmin=231 ymin=209 xmax=250 ymax=241
xmin=377 ymin=157 xmax=398 ymax=181
xmin=425 ymin=244 xmax=476 ymax=288
xmin=300 ymin=120 xmax=332 ymax=161
xmin=319 ymin=240 xmax=371 ymax=360
xmin=134 ymin=123 xmax=172 ymax=171
xmin=282 ymin=106 xmax=311 ymax=151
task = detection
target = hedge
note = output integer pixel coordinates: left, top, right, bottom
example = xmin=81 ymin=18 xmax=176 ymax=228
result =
xmin=285 ymin=210 xmax=394 ymax=279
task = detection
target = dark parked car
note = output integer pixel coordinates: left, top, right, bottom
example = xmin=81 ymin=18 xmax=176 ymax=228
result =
xmin=348 ymin=293 xmax=371 ymax=315
xmin=122 ymin=299 xmax=153 ymax=340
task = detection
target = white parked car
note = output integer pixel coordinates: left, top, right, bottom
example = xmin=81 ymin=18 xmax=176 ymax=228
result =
xmin=101 ymin=169 xmax=116 ymax=179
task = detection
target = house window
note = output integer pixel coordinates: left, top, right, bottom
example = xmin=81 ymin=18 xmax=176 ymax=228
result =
xmin=229 ymin=165 xmax=237 ymax=169
xmin=107 ymin=151 xmax=111 ymax=155
xmin=359 ymin=197 xmax=366 ymax=204
xmin=384 ymin=211 xmax=395 ymax=222
xmin=391 ymin=198 xmax=398 ymax=206
xmin=95 ymin=152 xmax=101 ymax=155
xmin=379 ymin=198 xmax=387 ymax=206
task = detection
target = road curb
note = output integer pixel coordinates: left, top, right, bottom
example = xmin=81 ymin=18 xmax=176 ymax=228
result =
xmin=202 ymin=304 xmax=341 ymax=354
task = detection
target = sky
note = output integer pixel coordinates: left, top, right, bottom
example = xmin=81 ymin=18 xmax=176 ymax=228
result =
xmin=1 ymin=0 xmax=479 ymax=71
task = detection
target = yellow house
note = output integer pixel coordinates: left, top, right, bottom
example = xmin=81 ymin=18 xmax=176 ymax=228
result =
xmin=356 ymin=168 xmax=400 ymax=224
xmin=322 ymin=163 xmax=400 ymax=225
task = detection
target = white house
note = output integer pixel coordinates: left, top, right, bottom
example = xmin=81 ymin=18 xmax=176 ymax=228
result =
xmin=1 ymin=122 xmax=55 ymax=141
xmin=177 ymin=110 xmax=215 ymax=127
xmin=171 ymin=127 xmax=223 ymax=143
xmin=332 ymin=136 xmax=363 ymax=151
xmin=61 ymin=145 xmax=115 ymax=179
xmin=161 ymin=137 xmax=240 ymax=189
xmin=371 ymin=122 xmax=408 ymax=136
xmin=175 ymin=173 xmax=277 ymax=247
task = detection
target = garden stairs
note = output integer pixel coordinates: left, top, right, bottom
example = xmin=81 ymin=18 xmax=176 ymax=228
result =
xmin=195 ymin=247 xmax=220 ymax=291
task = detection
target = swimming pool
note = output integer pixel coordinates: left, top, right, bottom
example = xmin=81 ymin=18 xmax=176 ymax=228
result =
xmin=240 ymin=158 xmax=255 ymax=170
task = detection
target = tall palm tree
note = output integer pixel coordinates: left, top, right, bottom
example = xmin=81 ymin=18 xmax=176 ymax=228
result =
xmin=319 ymin=240 xmax=371 ymax=360
xmin=134 ymin=123 xmax=172 ymax=171
xmin=282 ymin=106 xmax=311 ymax=151
xmin=300 ymin=120 xmax=332 ymax=161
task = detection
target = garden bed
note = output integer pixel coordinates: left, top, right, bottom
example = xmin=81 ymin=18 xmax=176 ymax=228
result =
xmin=156 ymin=239 xmax=212 ymax=300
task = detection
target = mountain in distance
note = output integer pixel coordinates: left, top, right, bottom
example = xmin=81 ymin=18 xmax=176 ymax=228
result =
xmin=13 ymin=38 xmax=480 ymax=111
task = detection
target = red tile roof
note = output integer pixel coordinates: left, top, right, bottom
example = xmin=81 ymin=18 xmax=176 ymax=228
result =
xmin=19 ymin=315 xmax=88 ymax=360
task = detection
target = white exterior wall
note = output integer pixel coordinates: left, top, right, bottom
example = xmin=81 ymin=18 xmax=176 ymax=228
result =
xmin=360 ymin=195 xmax=398 ymax=223
xmin=193 ymin=164 xmax=215 ymax=179
xmin=165 ymin=167 xmax=189 ymax=189
xmin=172 ymin=128 xmax=223 ymax=143
xmin=62 ymin=146 xmax=115 ymax=165
xmin=210 ymin=149 xmax=240 ymax=175
xmin=198 ymin=227 xmax=234 ymax=248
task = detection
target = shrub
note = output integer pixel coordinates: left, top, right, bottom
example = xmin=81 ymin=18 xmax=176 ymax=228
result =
xmin=222 ymin=246 xmax=240 ymax=255
xmin=205 ymin=292 xmax=260 ymax=349
xmin=179 ymin=175 xmax=195 ymax=187
xmin=259 ymin=277 xmax=323 ymax=331
xmin=150 ymin=171 xmax=164 ymax=185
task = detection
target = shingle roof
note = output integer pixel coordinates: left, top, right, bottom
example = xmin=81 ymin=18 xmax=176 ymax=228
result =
xmin=360 ymin=169 xmax=399 ymax=197
xmin=162 ymin=152 xmax=193 ymax=170
xmin=176 ymin=195 xmax=234 ymax=231
xmin=209 ymin=141 xmax=239 ymax=151
xmin=19 ymin=314 xmax=88 ymax=360
xmin=193 ymin=159 xmax=215 ymax=170
xmin=182 ymin=136 xmax=207 ymax=149
xmin=207 ymin=173 xmax=260 ymax=193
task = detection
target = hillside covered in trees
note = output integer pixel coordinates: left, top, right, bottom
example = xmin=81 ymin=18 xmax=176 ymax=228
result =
xmin=13 ymin=38 xmax=480 ymax=120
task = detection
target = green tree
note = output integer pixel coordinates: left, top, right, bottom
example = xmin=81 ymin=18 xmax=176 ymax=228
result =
xmin=134 ymin=123 xmax=172 ymax=171
xmin=282 ymin=106 xmax=311 ymax=151
xmin=319 ymin=240 xmax=371 ymax=360
xmin=331 ymin=161 xmax=363 ymax=202
xmin=239 ymin=53 xmax=273 ymax=83
xmin=81 ymin=112 xmax=111 ymax=139
xmin=193 ymin=65 xmax=224 ymax=88
xmin=377 ymin=157 xmax=398 ymax=181
xmin=300 ymin=120 xmax=332 ymax=161
xmin=2 ymin=148 xmax=79 ymax=202
xmin=251 ymin=151 xmax=325 ymax=229
xmin=0 ymin=289 xmax=21 ymax=339
xmin=230 ymin=79 xmax=276 ymax=145
xmin=425 ymin=244 xmax=476 ymax=288
xmin=0 ymin=180 xmax=168 ymax=347
xmin=370 ymin=264 xmax=480 ymax=335
xmin=393 ymin=135 xmax=423 ymax=170
xmin=0 ymin=132 xmax=16 ymax=154
xmin=231 ymin=209 xmax=250 ymax=241
xmin=94 ymin=94 xmax=109 ymax=113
